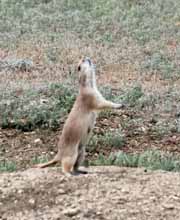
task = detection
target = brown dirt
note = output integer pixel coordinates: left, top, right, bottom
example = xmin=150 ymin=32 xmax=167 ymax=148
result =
xmin=99 ymin=63 xmax=172 ymax=95
xmin=1 ymin=108 xmax=180 ymax=171
xmin=0 ymin=166 xmax=180 ymax=220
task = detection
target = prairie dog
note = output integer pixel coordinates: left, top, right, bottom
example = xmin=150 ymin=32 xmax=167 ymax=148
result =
xmin=36 ymin=58 xmax=124 ymax=175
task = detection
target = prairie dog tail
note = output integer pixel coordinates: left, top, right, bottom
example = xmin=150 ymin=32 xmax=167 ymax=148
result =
xmin=35 ymin=154 xmax=60 ymax=168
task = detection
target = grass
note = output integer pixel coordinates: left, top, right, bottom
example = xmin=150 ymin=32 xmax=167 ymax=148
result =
xmin=0 ymin=0 xmax=180 ymax=78
xmin=0 ymin=82 xmax=144 ymax=131
xmin=102 ymin=131 xmax=126 ymax=148
xmin=32 ymin=155 xmax=49 ymax=165
xmin=91 ymin=150 xmax=180 ymax=172
xmin=142 ymin=52 xmax=177 ymax=79
xmin=122 ymin=85 xmax=144 ymax=107
xmin=97 ymin=131 xmax=126 ymax=149
xmin=100 ymin=85 xmax=144 ymax=108
xmin=2 ymin=150 xmax=180 ymax=173
xmin=0 ymin=160 xmax=17 ymax=172
xmin=87 ymin=131 xmax=126 ymax=153
xmin=0 ymin=0 xmax=180 ymax=172
xmin=0 ymin=83 xmax=75 ymax=131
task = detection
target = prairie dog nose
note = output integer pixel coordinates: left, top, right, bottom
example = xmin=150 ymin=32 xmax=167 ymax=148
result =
xmin=84 ymin=57 xmax=91 ymax=65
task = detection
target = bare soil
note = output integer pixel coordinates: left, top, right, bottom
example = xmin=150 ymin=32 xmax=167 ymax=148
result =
xmin=0 ymin=166 xmax=180 ymax=220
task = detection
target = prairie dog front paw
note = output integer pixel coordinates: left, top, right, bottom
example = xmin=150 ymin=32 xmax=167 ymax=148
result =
xmin=114 ymin=103 xmax=125 ymax=109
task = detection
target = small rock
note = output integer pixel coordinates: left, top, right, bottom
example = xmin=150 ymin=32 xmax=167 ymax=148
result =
xmin=18 ymin=189 xmax=23 ymax=194
xmin=29 ymin=198 xmax=35 ymax=205
xmin=34 ymin=138 xmax=42 ymax=144
xmin=121 ymin=188 xmax=129 ymax=193
xmin=58 ymin=189 xmax=66 ymax=194
xmin=163 ymin=203 xmax=174 ymax=210
xmin=62 ymin=208 xmax=80 ymax=217
xmin=14 ymin=200 xmax=18 ymax=204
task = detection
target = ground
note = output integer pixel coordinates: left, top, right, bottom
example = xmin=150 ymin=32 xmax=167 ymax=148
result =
xmin=1 ymin=1 xmax=180 ymax=219
xmin=1 ymin=166 xmax=180 ymax=220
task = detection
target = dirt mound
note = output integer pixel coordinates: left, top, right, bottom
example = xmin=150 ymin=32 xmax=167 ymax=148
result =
xmin=0 ymin=166 xmax=180 ymax=220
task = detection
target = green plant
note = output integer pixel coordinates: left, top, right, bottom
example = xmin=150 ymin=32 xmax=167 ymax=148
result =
xmin=32 ymin=155 xmax=49 ymax=164
xmin=99 ymin=131 xmax=126 ymax=148
xmin=88 ymin=130 xmax=126 ymax=152
xmin=0 ymin=0 xmax=179 ymax=79
xmin=0 ymin=160 xmax=17 ymax=172
xmin=91 ymin=150 xmax=180 ymax=172
xmin=90 ymin=153 xmax=116 ymax=166
xmin=142 ymin=52 xmax=177 ymax=79
xmin=100 ymin=86 xmax=117 ymax=101
xmin=0 ymin=83 xmax=75 ymax=131
xmin=87 ymin=134 xmax=99 ymax=153
xmin=98 ymin=110 xmax=114 ymax=119
xmin=123 ymin=85 xmax=144 ymax=107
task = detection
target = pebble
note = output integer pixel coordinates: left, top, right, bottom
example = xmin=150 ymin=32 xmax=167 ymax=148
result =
xmin=34 ymin=138 xmax=42 ymax=144
xmin=162 ymin=203 xmax=174 ymax=210
xmin=58 ymin=189 xmax=66 ymax=194
xmin=62 ymin=208 xmax=80 ymax=217
xmin=28 ymin=198 xmax=35 ymax=205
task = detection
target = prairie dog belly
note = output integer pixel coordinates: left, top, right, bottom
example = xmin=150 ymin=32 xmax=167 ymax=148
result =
xmin=80 ymin=111 xmax=97 ymax=146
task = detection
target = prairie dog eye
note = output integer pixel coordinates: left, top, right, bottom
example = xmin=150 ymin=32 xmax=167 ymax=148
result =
xmin=77 ymin=58 xmax=84 ymax=71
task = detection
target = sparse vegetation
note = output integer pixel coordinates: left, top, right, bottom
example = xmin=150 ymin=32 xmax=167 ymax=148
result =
xmin=0 ymin=0 xmax=180 ymax=77
xmin=1 ymin=2 xmax=180 ymax=220
xmin=97 ymin=131 xmax=126 ymax=149
xmin=1 ymin=3 xmax=180 ymax=220
xmin=0 ymin=160 xmax=16 ymax=172
xmin=32 ymin=155 xmax=49 ymax=165
xmin=0 ymin=84 xmax=144 ymax=132
xmin=0 ymin=83 xmax=75 ymax=131
xmin=123 ymin=85 xmax=144 ymax=107
xmin=0 ymin=0 xmax=180 ymax=173
xmin=87 ymin=130 xmax=126 ymax=153
xmin=91 ymin=150 xmax=180 ymax=172
xmin=106 ymin=131 xmax=126 ymax=148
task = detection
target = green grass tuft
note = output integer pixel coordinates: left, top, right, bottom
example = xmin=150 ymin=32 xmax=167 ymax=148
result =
xmin=88 ymin=130 xmax=126 ymax=153
xmin=0 ymin=83 xmax=75 ymax=131
xmin=98 ymin=131 xmax=126 ymax=149
xmin=123 ymin=85 xmax=144 ymax=107
xmin=91 ymin=150 xmax=180 ymax=172
xmin=0 ymin=160 xmax=17 ymax=172
xmin=31 ymin=155 xmax=49 ymax=164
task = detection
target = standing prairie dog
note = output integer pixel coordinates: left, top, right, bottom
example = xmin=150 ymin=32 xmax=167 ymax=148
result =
xmin=36 ymin=58 xmax=124 ymax=175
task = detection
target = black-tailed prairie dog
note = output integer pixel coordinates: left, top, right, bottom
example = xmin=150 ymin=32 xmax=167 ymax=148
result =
xmin=36 ymin=58 xmax=124 ymax=175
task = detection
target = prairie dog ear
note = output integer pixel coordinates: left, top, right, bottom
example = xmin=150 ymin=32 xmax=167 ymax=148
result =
xmin=79 ymin=74 xmax=87 ymax=87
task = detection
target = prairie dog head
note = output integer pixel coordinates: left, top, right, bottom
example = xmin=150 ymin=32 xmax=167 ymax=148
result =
xmin=77 ymin=57 xmax=96 ymax=88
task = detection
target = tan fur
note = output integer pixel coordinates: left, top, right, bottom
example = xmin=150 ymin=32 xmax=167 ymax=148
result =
xmin=35 ymin=58 xmax=124 ymax=175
